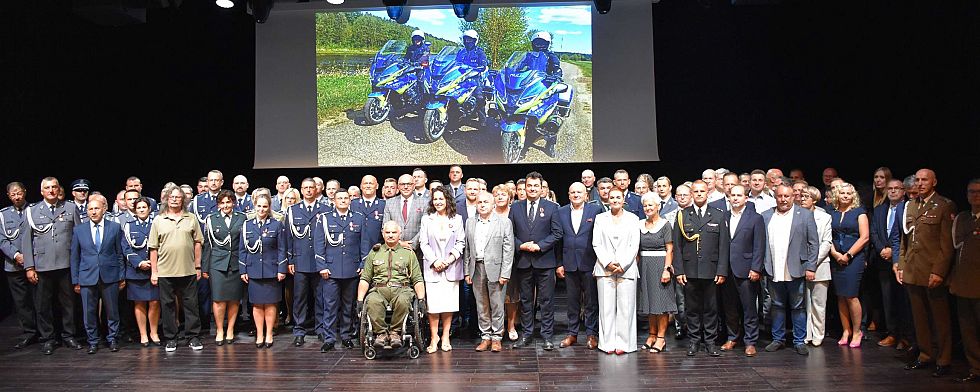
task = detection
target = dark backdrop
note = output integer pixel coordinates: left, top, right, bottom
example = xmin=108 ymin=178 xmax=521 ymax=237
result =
xmin=1 ymin=1 xmax=977 ymax=315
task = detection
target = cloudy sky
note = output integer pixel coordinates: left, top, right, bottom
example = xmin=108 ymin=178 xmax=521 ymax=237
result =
xmin=363 ymin=5 xmax=592 ymax=55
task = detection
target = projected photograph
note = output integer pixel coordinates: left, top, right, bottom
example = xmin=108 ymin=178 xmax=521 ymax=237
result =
xmin=315 ymin=5 xmax=593 ymax=166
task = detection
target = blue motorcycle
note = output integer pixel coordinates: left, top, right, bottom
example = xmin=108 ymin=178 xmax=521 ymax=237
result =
xmin=363 ymin=40 xmax=427 ymax=125
xmin=486 ymin=51 xmax=573 ymax=163
xmin=421 ymin=46 xmax=485 ymax=143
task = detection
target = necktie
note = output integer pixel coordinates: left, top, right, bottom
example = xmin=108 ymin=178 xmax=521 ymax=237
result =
xmin=402 ymin=199 xmax=408 ymax=221
xmin=660 ymin=201 xmax=665 ymax=211
xmin=528 ymin=200 xmax=536 ymax=224
xmin=307 ymin=204 xmax=313 ymax=214
xmin=50 ymin=205 xmax=56 ymax=216
xmin=886 ymin=206 xmax=895 ymax=237
xmin=94 ymin=224 xmax=102 ymax=249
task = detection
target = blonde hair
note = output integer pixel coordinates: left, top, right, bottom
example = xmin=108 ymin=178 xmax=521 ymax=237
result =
xmin=836 ymin=182 xmax=862 ymax=210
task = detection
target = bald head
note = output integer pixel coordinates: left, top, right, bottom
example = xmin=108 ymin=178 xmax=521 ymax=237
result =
xmin=581 ymin=170 xmax=596 ymax=187
xmin=398 ymin=174 xmax=415 ymax=198
xmin=914 ymin=168 xmax=938 ymax=198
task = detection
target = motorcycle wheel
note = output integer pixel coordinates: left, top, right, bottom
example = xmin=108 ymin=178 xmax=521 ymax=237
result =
xmin=421 ymin=108 xmax=448 ymax=143
xmin=501 ymin=131 xmax=524 ymax=164
xmin=362 ymin=97 xmax=391 ymax=125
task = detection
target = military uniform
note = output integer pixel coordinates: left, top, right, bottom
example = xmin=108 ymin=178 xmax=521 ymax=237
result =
xmin=0 ymin=205 xmax=38 ymax=343
xmin=899 ymin=192 xmax=956 ymax=366
xmin=314 ymin=209 xmax=372 ymax=345
xmin=951 ymin=210 xmax=980 ymax=375
xmin=21 ymin=200 xmax=82 ymax=344
xmin=361 ymin=244 xmax=423 ymax=335
xmin=672 ymin=204 xmax=730 ymax=351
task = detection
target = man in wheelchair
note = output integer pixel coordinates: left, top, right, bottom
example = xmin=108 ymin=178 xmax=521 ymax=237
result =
xmin=357 ymin=221 xmax=426 ymax=349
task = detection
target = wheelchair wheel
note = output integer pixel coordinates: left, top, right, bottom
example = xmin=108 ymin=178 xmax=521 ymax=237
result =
xmin=359 ymin=305 xmax=371 ymax=356
xmin=413 ymin=299 xmax=427 ymax=349
xmin=408 ymin=345 xmax=421 ymax=359
xmin=364 ymin=347 xmax=377 ymax=360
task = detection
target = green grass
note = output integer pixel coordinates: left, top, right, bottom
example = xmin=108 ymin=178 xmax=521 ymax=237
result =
xmin=566 ymin=60 xmax=592 ymax=78
xmin=316 ymin=47 xmax=378 ymax=56
xmin=317 ymin=73 xmax=371 ymax=126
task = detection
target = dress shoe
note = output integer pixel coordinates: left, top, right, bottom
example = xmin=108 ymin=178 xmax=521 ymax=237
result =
xmin=388 ymin=332 xmax=402 ymax=349
xmin=932 ymin=365 xmax=951 ymax=378
xmin=895 ymin=339 xmax=911 ymax=351
xmin=560 ymin=335 xmax=577 ymax=348
xmin=675 ymin=329 xmax=687 ymax=340
xmin=320 ymin=341 xmax=335 ymax=352
xmin=905 ymin=359 xmax=935 ymax=370
xmin=614 ymin=349 xmax=625 ymax=355
xmin=586 ymin=336 xmax=598 ymax=350
xmin=14 ymin=336 xmax=38 ymax=349
xmin=512 ymin=337 xmax=532 ymax=349
xmin=745 ymin=345 xmax=757 ymax=357
xmin=151 ymin=339 xmax=162 ymax=347
xmin=87 ymin=345 xmax=98 ymax=354
xmin=810 ymin=339 xmax=823 ymax=347
xmin=475 ymin=339 xmax=491 ymax=352
xmin=265 ymin=341 xmax=274 ymax=349
xmin=542 ymin=340 xmax=555 ymax=351
xmin=720 ymin=340 xmax=737 ymax=351
xmin=248 ymin=330 xmax=256 ymax=337
xmin=63 ymin=338 xmax=83 ymax=350
xmin=687 ymin=343 xmax=700 ymax=357
xmin=109 ymin=341 xmax=119 ymax=352
xmin=794 ymin=344 xmax=809 ymax=356
xmin=41 ymin=341 xmax=55 ymax=355
xmin=215 ymin=339 xmax=224 ymax=346
xmin=490 ymin=340 xmax=502 ymax=352
xmin=765 ymin=341 xmax=785 ymax=352
xmin=706 ymin=345 xmax=721 ymax=357
xmin=293 ymin=336 xmax=305 ymax=347
xmin=342 ymin=339 xmax=355 ymax=349
xmin=954 ymin=373 xmax=979 ymax=383
xmin=877 ymin=335 xmax=897 ymax=347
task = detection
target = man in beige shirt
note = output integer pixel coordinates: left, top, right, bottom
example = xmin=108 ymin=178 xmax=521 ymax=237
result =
xmin=150 ymin=185 xmax=204 ymax=352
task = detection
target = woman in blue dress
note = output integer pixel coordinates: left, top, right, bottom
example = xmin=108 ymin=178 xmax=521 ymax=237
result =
xmin=828 ymin=183 xmax=870 ymax=348
xmin=239 ymin=194 xmax=288 ymax=348
xmin=122 ymin=197 xmax=160 ymax=347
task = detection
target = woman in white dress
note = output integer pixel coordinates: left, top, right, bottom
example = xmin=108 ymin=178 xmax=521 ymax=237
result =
xmin=592 ymin=189 xmax=641 ymax=354
xmin=419 ymin=186 xmax=466 ymax=353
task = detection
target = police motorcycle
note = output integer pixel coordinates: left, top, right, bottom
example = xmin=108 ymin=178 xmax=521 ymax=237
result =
xmin=419 ymin=46 xmax=487 ymax=143
xmin=485 ymin=51 xmax=573 ymax=163
xmin=362 ymin=40 xmax=429 ymax=125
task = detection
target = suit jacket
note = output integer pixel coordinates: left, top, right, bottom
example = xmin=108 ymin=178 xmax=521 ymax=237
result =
xmin=239 ymin=218 xmax=289 ymax=279
xmin=202 ymin=211 xmax=246 ymax=273
xmin=672 ymin=205 xmax=730 ymax=279
xmin=351 ymin=197 xmax=386 ymax=248
xmin=812 ymin=208 xmax=834 ymax=281
xmin=313 ymin=210 xmax=372 ymax=279
xmin=659 ymin=196 xmax=679 ymax=220
xmin=761 ymin=206 xmax=819 ymax=279
xmin=70 ymin=220 xmax=125 ymax=285
xmin=122 ymin=217 xmax=153 ymax=280
xmin=382 ymin=195 xmax=427 ymax=250
xmin=419 ymin=213 xmax=466 ymax=282
xmin=456 ymin=199 xmax=478 ymax=225
xmin=447 ymin=183 xmax=466 ymax=206
xmin=286 ymin=201 xmax=330 ymax=273
xmin=0 ymin=205 xmax=27 ymax=272
xmin=509 ymin=198 xmax=560 ymax=269
xmin=234 ymin=194 xmax=253 ymax=213
xmin=591 ymin=212 xmax=641 ymax=279
xmin=624 ymin=191 xmax=644 ymax=219
xmin=871 ymin=201 xmax=905 ymax=268
xmin=22 ymin=201 xmax=82 ymax=272
xmin=464 ymin=214 xmax=514 ymax=282
xmin=726 ymin=208 xmax=766 ymax=279
xmin=899 ymin=193 xmax=956 ymax=285
xmin=950 ymin=211 xmax=980 ymax=298
xmin=708 ymin=198 xmax=756 ymax=214
xmin=190 ymin=191 xmax=220 ymax=227
xmin=552 ymin=202 xmax=603 ymax=272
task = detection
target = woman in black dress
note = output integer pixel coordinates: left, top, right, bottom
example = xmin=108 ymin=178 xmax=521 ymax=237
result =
xmin=240 ymin=195 xmax=288 ymax=348
xmin=636 ymin=192 xmax=676 ymax=353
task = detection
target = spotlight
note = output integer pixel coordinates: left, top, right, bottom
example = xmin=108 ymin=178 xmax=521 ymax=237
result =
xmin=593 ymin=0 xmax=610 ymax=14
xmin=248 ymin=0 xmax=274 ymax=23
xmin=326 ymin=0 xmax=345 ymax=4
xmin=450 ymin=0 xmax=477 ymax=22
xmin=215 ymin=0 xmax=234 ymax=8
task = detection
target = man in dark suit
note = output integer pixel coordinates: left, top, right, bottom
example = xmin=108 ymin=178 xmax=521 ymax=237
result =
xmin=446 ymin=165 xmax=466 ymax=206
xmin=69 ymin=195 xmax=126 ymax=354
xmin=552 ymin=182 xmax=603 ymax=350
xmin=613 ymin=169 xmax=644 ymax=218
xmin=454 ymin=178 xmax=481 ymax=336
xmin=509 ymin=171 xmax=560 ymax=350
xmin=710 ymin=173 xmax=755 ymax=350
xmin=673 ymin=180 xmax=730 ymax=357
xmin=721 ymin=185 xmax=766 ymax=356
xmin=871 ymin=179 xmax=912 ymax=349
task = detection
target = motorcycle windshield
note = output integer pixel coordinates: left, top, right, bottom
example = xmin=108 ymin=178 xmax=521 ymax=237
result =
xmin=502 ymin=52 xmax=546 ymax=91
xmin=372 ymin=40 xmax=408 ymax=74
xmin=429 ymin=46 xmax=460 ymax=80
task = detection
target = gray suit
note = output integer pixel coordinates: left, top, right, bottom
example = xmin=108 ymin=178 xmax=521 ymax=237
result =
xmin=760 ymin=205 xmax=818 ymax=346
xmin=464 ymin=214 xmax=514 ymax=340
xmin=382 ymin=195 xmax=426 ymax=250
xmin=760 ymin=206 xmax=819 ymax=278
xmin=20 ymin=201 xmax=82 ymax=342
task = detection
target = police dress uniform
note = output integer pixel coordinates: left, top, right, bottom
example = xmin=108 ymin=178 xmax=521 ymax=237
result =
xmin=240 ymin=217 xmax=288 ymax=304
xmin=287 ymin=201 xmax=332 ymax=337
xmin=122 ymin=216 xmax=160 ymax=301
xmin=191 ymin=192 xmax=220 ymax=327
xmin=362 ymin=244 xmax=424 ymax=335
xmin=351 ymin=197 xmax=385 ymax=248
xmin=202 ymin=210 xmax=246 ymax=302
xmin=314 ymin=209 xmax=372 ymax=344
xmin=0 ymin=205 xmax=38 ymax=343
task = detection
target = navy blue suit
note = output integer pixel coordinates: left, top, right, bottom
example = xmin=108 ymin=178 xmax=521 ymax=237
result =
xmin=350 ymin=197 xmax=385 ymax=247
xmin=624 ymin=191 xmax=644 ymax=219
xmin=552 ymin=202 xmax=603 ymax=337
xmin=313 ymin=210 xmax=371 ymax=344
xmin=234 ymin=194 xmax=253 ymax=213
xmin=70 ymin=220 xmax=125 ymax=346
xmin=722 ymin=208 xmax=766 ymax=346
xmin=508 ymin=198 xmax=560 ymax=341
xmin=708 ymin=198 xmax=756 ymax=214
xmin=287 ymin=201 xmax=331 ymax=337
xmin=454 ymin=198 xmax=479 ymax=333
xmin=871 ymin=200 xmax=912 ymax=340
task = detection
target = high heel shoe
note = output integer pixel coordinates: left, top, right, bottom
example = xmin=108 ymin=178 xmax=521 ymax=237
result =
xmin=650 ymin=336 xmax=667 ymax=353
xmin=256 ymin=338 xmax=265 ymax=349
xmin=849 ymin=333 xmax=863 ymax=348
xmin=427 ymin=337 xmax=440 ymax=354
xmin=641 ymin=334 xmax=657 ymax=350
xmin=140 ymin=339 xmax=150 ymax=348
xmin=441 ymin=340 xmax=452 ymax=352
xmin=837 ymin=333 xmax=850 ymax=346
xmin=508 ymin=330 xmax=518 ymax=341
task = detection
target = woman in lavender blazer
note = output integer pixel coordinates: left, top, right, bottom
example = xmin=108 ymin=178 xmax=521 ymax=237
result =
xmin=419 ymin=186 xmax=466 ymax=353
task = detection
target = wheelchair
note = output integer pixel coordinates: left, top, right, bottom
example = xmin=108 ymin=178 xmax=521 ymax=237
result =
xmin=359 ymin=291 xmax=428 ymax=360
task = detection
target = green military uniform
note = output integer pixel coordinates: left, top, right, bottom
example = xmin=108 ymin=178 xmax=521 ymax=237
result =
xmin=361 ymin=244 xmax=423 ymax=334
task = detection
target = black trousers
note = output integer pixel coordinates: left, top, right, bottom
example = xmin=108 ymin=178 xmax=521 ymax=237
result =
xmin=565 ymin=270 xmax=599 ymax=337
xmin=34 ymin=268 xmax=76 ymax=342
xmin=684 ymin=278 xmax=718 ymax=345
xmin=6 ymin=271 xmax=38 ymax=339
xmin=160 ymin=275 xmax=201 ymax=341
xmin=720 ymin=274 xmax=742 ymax=343
xmin=518 ymin=267 xmax=556 ymax=340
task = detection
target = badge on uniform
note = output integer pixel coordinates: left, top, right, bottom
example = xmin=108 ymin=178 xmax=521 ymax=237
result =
xmin=539 ymin=207 xmax=545 ymax=217
xmin=373 ymin=259 xmax=384 ymax=266
xmin=349 ymin=222 xmax=355 ymax=231
xmin=262 ymin=228 xmax=269 ymax=237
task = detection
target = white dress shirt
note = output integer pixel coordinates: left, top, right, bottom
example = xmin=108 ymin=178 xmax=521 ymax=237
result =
xmin=473 ymin=216 xmax=491 ymax=260
xmin=570 ymin=205 xmax=584 ymax=234
xmin=768 ymin=206 xmax=794 ymax=282
xmin=91 ymin=220 xmax=104 ymax=247
xmin=729 ymin=208 xmax=744 ymax=239
xmin=749 ymin=192 xmax=777 ymax=213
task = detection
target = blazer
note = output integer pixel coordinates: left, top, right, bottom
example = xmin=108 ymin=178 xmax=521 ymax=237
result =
xmin=708 ymin=198 xmax=756 ymax=214
xmin=899 ymin=193 xmax=956 ymax=286
xmin=950 ymin=211 xmax=980 ymax=299
xmin=658 ymin=196 xmax=679 ymax=220
xmin=382 ymin=195 xmax=427 ymax=250
xmin=456 ymin=199 xmax=476 ymax=224
xmin=672 ymin=204 xmax=730 ymax=279
xmin=591 ymin=212 xmax=641 ymax=279
xmin=239 ymin=218 xmax=289 ymax=279
xmin=726 ymin=208 xmax=766 ymax=279
xmin=190 ymin=192 xmax=219 ymax=226
xmin=286 ymin=201 xmax=331 ymax=273
xmin=624 ymin=191 xmax=644 ymax=219
xmin=464 ymin=214 xmax=515 ymax=282
xmin=448 ymin=183 xmax=466 ymax=206
xmin=22 ymin=201 xmax=82 ymax=272
xmin=552 ymin=202 xmax=603 ymax=272
xmin=202 ymin=211 xmax=246 ymax=273
xmin=350 ymin=197 xmax=386 ymax=247
xmin=313 ymin=210 xmax=373 ymax=279
xmin=812 ymin=208 xmax=833 ymax=281
xmin=509 ymin=198 xmax=560 ymax=269
xmin=122 ymin=217 xmax=153 ymax=280
xmin=419 ymin=213 xmax=466 ymax=282
xmin=0 ymin=205 xmax=26 ymax=272
xmin=871 ymin=201 xmax=905 ymax=267
xmin=70 ymin=219 xmax=125 ymax=286
xmin=761 ymin=206 xmax=819 ymax=279
xmin=234 ymin=193 xmax=253 ymax=213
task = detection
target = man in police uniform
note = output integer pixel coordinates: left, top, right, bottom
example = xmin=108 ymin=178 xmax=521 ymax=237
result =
xmin=69 ymin=179 xmax=90 ymax=218
xmin=232 ymin=175 xmax=253 ymax=213
xmin=288 ymin=178 xmax=332 ymax=347
xmin=125 ymin=176 xmax=158 ymax=212
xmin=898 ymin=168 xmax=956 ymax=377
xmin=272 ymin=176 xmax=291 ymax=213
xmin=190 ymin=169 xmax=224 ymax=334
xmin=454 ymin=31 xmax=488 ymax=126
xmin=357 ymin=221 xmax=425 ymax=349
xmin=21 ymin=177 xmax=84 ymax=355
xmin=314 ymin=189 xmax=372 ymax=351
xmin=1 ymin=182 xmax=38 ymax=349
xmin=351 ymin=175 xmax=385 ymax=247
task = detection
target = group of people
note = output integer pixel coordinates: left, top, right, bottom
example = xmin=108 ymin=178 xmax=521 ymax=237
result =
xmin=1 ymin=165 xmax=978 ymax=383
